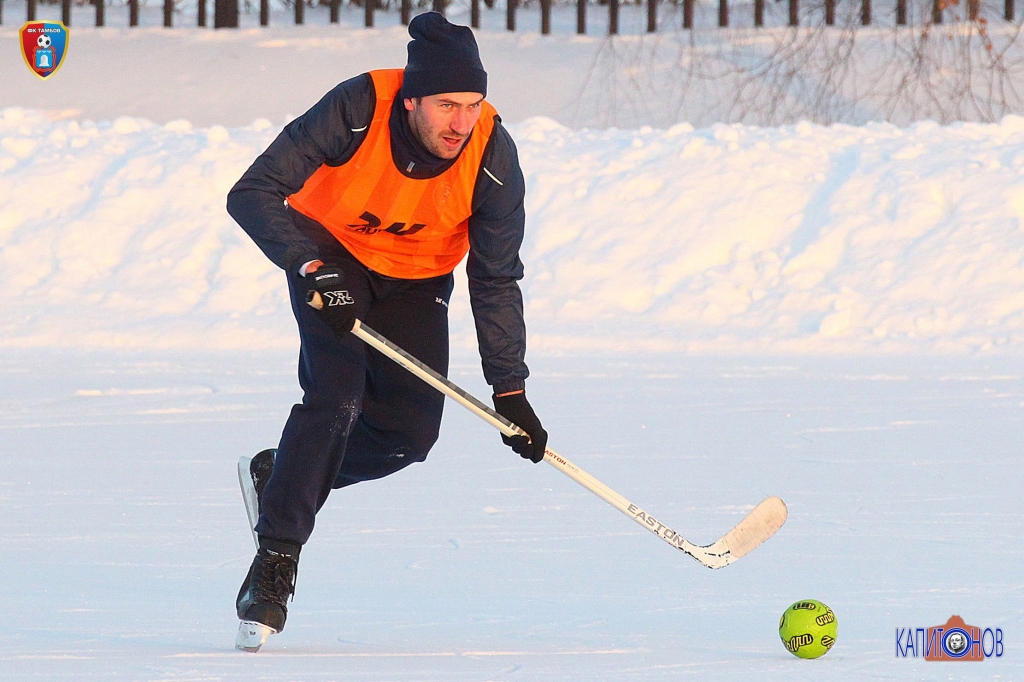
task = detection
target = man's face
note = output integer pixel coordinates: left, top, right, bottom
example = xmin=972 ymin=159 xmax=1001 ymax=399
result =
xmin=404 ymin=92 xmax=484 ymax=160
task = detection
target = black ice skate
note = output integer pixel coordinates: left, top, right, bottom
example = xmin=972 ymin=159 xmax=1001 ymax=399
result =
xmin=238 ymin=449 xmax=275 ymax=547
xmin=235 ymin=538 xmax=300 ymax=652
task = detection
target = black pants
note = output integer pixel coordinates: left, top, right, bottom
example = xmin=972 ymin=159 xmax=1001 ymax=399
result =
xmin=255 ymin=249 xmax=454 ymax=545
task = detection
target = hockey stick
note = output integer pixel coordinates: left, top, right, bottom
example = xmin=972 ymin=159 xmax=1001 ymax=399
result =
xmin=308 ymin=292 xmax=787 ymax=569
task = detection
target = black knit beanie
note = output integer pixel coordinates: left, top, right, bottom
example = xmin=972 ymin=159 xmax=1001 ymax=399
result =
xmin=403 ymin=12 xmax=487 ymax=99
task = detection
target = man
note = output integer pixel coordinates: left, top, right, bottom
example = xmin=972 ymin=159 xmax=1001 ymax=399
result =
xmin=226 ymin=12 xmax=547 ymax=652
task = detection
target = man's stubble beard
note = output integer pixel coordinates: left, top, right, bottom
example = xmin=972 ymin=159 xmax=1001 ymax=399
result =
xmin=407 ymin=109 xmax=466 ymax=161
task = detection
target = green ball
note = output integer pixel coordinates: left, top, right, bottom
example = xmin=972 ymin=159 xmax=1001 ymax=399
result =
xmin=779 ymin=599 xmax=837 ymax=659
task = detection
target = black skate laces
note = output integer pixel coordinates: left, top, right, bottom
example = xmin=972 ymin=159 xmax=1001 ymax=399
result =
xmin=253 ymin=549 xmax=298 ymax=607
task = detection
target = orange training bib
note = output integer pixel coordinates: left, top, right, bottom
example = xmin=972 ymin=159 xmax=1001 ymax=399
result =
xmin=287 ymin=69 xmax=498 ymax=279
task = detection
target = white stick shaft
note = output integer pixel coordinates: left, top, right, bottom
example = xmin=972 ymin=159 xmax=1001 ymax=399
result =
xmin=351 ymin=320 xmax=520 ymax=437
xmin=350 ymin=320 xmax=703 ymax=556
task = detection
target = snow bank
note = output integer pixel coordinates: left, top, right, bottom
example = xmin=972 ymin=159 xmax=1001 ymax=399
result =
xmin=0 ymin=108 xmax=287 ymax=349
xmin=517 ymin=116 xmax=1024 ymax=354
xmin=3 ymin=107 xmax=1024 ymax=354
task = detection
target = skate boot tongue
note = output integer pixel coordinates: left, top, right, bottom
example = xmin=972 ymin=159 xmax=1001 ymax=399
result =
xmin=256 ymin=544 xmax=299 ymax=607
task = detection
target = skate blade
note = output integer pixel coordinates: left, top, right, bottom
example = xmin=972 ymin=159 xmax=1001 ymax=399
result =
xmin=237 ymin=456 xmax=259 ymax=549
xmin=235 ymin=620 xmax=275 ymax=652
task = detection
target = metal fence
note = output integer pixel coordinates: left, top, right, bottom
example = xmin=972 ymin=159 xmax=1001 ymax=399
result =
xmin=3 ymin=0 xmax=1019 ymax=34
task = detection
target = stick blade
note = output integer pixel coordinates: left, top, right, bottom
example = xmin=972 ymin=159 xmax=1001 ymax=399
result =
xmin=238 ymin=456 xmax=259 ymax=549
xmin=722 ymin=496 xmax=788 ymax=560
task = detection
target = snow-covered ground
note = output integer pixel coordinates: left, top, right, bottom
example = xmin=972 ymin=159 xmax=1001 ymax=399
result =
xmin=2 ymin=20 xmax=1023 ymax=681
xmin=4 ymin=351 xmax=1022 ymax=679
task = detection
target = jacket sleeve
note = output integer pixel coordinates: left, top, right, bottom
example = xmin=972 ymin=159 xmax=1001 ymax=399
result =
xmin=468 ymin=118 xmax=530 ymax=395
xmin=226 ymin=74 xmax=374 ymax=273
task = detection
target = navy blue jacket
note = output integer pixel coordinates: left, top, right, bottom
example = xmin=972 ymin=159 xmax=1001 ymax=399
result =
xmin=226 ymin=74 xmax=529 ymax=393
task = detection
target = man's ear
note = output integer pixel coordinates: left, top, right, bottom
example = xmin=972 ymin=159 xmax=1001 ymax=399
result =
xmin=403 ymin=98 xmax=416 ymax=112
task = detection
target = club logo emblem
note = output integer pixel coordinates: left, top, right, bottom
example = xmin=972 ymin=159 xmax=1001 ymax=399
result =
xmin=19 ymin=21 xmax=69 ymax=80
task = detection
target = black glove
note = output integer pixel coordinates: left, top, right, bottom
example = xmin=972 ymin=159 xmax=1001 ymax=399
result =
xmin=492 ymin=391 xmax=548 ymax=463
xmin=306 ymin=266 xmax=358 ymax=336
